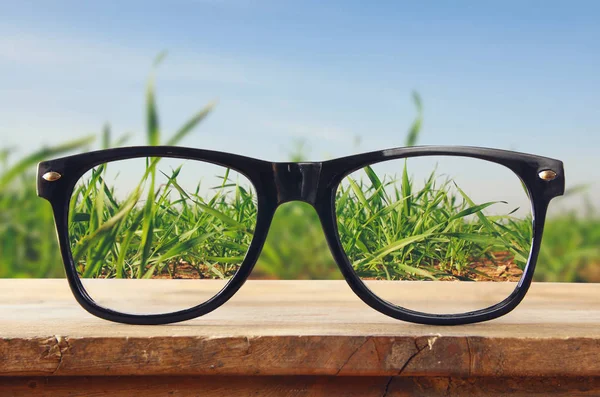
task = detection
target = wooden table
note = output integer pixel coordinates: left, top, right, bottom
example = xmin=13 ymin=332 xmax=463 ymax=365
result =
xmin=0 ymin=280 xmax=599 ymax=396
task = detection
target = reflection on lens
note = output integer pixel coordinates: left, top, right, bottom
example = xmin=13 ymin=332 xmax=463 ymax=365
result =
xmin=68 ymin=157 xmax=257 ymax=315
xmin=335 ymin=156 xmax=533 ymax=314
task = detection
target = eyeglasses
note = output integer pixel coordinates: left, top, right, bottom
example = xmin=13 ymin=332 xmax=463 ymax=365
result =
xmin=37 ymin=146 xmax=564 ymax=325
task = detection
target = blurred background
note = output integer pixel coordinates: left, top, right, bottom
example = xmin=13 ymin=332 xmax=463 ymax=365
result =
xmin=1 ymin=1 xmax=598 ymax=281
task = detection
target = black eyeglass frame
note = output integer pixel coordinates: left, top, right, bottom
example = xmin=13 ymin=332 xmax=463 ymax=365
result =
xmin=37 ymin=145 xmax=564 ymax=326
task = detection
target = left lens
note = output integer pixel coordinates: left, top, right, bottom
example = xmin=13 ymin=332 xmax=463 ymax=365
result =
xmin=68 ymin=157 xmax=258 ymax=315
xmin=335 ymin=155 xmax=533 ymax=315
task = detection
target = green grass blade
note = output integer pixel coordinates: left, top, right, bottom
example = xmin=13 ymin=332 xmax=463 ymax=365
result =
xmin=166 ymin=101 xmax=216 ymax=146
xmin=352 ymin=227 xmax=440 ymax=269
xmin=347 ymin=177 xmax=371 ymax=216
xmin=146 ymin=74 xmax=160 ymax=146
xmin=1 ymin=136 xmax=94 ymax=188
xmin=363 ymin=165 xmax=389 ymax=204
xmin=404 ymin=91 xmax=422 ymax=147
xmin=72 ymin=191 xmax=140 ymax=263
xmin=441 ymin=232 xmax=498 ymax=245
xmin=150 ymin=232 xmax=215 ymax=266
xmin=396 ymin=263 xmax=436 ymax=280
xmin=401 ymin=159 xmax=411 ymax=217
xmin=448 ymin=201 xmax=506 ymax=222
xmin=138 ymin=173 xmax=156 ymax=278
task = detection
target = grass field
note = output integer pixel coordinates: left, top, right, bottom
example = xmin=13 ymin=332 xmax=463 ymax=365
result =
xmin=1 ymin=72 xmax=598 ymax=282
xmin=65 ymin=153 xmax=531 ymax=282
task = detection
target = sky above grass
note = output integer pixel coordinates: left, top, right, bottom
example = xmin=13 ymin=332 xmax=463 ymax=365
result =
xmin=0 ymin=0 xmax=598 ymax=204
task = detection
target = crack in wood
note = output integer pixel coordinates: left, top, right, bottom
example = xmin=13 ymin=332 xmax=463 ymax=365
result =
xmin=51 ymin=336 xmax=70 ymax=375
xmin=335 ymin=336 xmax=369 ymax=375
xmin=336 ymin=336 xmax=435 ymax=377
xmin=380 ymin=376 xmax=394 ymax=397
xmin=16 ymin=334 xmax=600 ymax=378
xmin=40 ymin=336 xmax=69 ymax=376
xmin=396 ymin=338 xmax=429 ymax=376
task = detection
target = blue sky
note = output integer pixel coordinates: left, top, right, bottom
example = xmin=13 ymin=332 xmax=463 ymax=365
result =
xmin=1 ymin=0 xmax=598 ymax=202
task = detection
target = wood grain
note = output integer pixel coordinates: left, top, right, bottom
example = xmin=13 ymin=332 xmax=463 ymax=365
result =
xmin=1 ymin=377 xmax=600 ymax=397
xmin=0 ymin=280 xmax=599 ymax=378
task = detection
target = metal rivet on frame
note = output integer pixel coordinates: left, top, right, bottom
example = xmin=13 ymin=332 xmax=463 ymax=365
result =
xmin=538 ymin=170 xmax=557 ymax=181
xmin=42 ymin=171 xmax=62 ymax=182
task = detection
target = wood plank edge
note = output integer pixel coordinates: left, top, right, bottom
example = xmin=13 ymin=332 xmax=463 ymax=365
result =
xmin=1 ymin=335 xmax=599 ymax=377
xmin=2 ymin=376 xmax=600 ymax=397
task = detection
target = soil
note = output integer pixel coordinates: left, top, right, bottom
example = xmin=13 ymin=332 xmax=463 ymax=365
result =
xmin=89 ymin=261 xmax=234 ymax=280
xmin=90 ymin=252 xmax=524 ymax=282
xmin=362 ymin=252 xmax=523 ymax=282
xmin=152 ymin=262 xmax=202 ymax=279
xmin=150 ymin=254 xmax=524 ymax=281
xmin=151 ymin=261 xmax=236 ymax=279
xmin=453 ymin=256 xmax=523 ymax=282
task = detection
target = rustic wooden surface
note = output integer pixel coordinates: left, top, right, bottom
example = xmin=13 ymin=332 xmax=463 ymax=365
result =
xmin=0 ymin=279 xmax=599 ymax=395
xmin=2 ymin=376 xmax=600 ymax=397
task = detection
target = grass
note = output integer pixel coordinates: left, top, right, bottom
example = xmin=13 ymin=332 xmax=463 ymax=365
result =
xmin=67 ymin=154 xmax=531 ymax=281
xmin=0 ymin=67 xmax=599 ymax=282
xmin=0 ymin=137 xmax=95 ymax=277
xmin=337 ymin=164 xmax=532 ymax=281
xmin=69 ymin=158 xmax=257 ymax=279
xmin=535 ymin=203 xmax=600 ymax=282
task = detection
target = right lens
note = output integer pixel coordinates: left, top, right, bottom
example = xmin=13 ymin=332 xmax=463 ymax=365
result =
xmin=335 ymin=155 xmax=533 ymax=315
xmin=68 ymin=157 xmax=258 ymax=315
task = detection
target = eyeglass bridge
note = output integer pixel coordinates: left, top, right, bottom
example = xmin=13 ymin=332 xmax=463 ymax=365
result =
xmin=272 ymin=162 xmax=322 ymax=205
